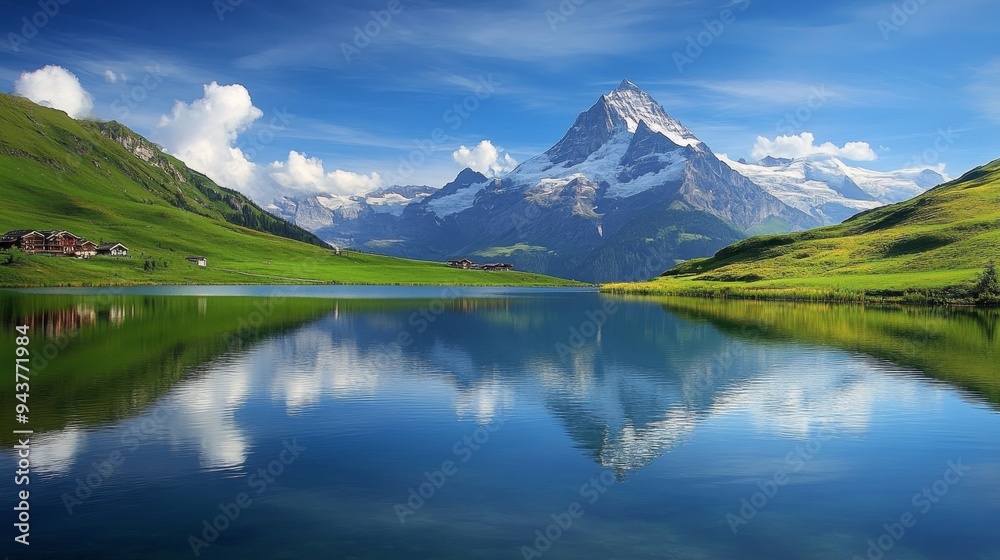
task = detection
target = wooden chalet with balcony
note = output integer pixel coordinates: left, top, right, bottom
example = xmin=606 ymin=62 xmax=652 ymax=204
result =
xmin=447 ymin=258 xmax=475 ymax=269
xmin=2 ymin=230 xmax=121 ymax=259
xmin=39 ymin=230 xmax=82 ymax=256
xmin=0 ymin=230 xmax=45 ymax=253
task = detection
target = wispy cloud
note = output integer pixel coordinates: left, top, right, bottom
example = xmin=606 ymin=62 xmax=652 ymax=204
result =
xmin=968 ymin=59 xmax=1000 ymax=123
xmin=648 ymin=79 xmax=903 ymax=111
xmin=234 ymin=0 xmax=689 ymax=71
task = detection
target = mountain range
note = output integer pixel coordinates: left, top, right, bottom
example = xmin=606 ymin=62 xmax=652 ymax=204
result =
xmin=270 ymin=80 xmax=944 ymax=282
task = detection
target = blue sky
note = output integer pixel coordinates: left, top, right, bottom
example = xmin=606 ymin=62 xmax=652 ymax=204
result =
xmin=1 ymin=0 xmax=998 ymax=201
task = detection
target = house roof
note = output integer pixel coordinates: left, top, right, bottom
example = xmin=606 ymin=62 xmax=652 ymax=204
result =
xmin=97 ymin=242 xmax=128 ymax=251
xmin=1 ymin=230 xmax=41 ymax=240
xmin=39 ymin=230 xmax=81 ymax=239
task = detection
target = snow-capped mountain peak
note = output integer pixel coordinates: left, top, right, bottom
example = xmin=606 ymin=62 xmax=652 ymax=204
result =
xmin=602 ymin=79 xmax=702 ymax=149
xmin=540 ymin=80 xmax=702 ymax=169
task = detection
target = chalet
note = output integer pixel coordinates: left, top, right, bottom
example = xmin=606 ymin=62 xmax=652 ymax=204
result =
xmin=186 ymin=256 xmax=208 ymax=267
xmin=0 ymin=230 xmax=45 ymax=253
xmin=447 ymin=258 xmax=475 ymax=269
xmin=3 ymin=230 xmax=110 ymax=259
xmin=39 ymin=230 xmax=82 ymax=256
xmin=481 ymin=263 xmax=514 ymax=272
xmin=75 ymin=240 xmax=98 ymax=259
xmin=97 ymin=242 xmax=129 ymax=257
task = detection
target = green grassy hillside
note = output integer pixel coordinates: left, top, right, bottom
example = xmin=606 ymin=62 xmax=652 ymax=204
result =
xmin=604 ymin=158 xmax=1000 ymax=303
xmin=0 ymin=94 xmax=580 ymax=287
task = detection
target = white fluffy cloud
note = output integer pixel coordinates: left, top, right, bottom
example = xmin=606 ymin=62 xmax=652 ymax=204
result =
xmin=268 ymin=151 xmax=382 ymax=196
xmin=103 ymin=69 xmax=121 ymax=83
xmin=14 ymin=65 xmax=93 ymax=119
xmin=156 ymin=82 xmax=263 ymax=194
xmin=155 ymin=82 xmax=384 ymax=201
xmin=452 ymin=140 xmax=518 ymax=176
xmin=751 ymin=132 xmax=877 ymax=162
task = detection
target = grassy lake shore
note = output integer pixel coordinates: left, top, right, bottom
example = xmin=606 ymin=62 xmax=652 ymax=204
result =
xmin=0 ymin=250 xmax=588 ymax=288
xmin=600 ymin=269 xmax=993 ymax=306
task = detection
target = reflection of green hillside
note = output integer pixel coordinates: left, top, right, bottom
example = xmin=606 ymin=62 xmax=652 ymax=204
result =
xmin=0 ymin=294 xmax=334 ymax=442
xmin=647 ymin=296 xmax=1000 ymax=407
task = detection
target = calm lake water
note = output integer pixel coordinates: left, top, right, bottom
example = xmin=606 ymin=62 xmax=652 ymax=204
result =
xmin=1 ymin=287 xmax=998 ymax=559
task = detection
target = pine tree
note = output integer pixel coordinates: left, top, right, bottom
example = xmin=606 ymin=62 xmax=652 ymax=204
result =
xmin=973 ymin=262 xmax=998 ymax=297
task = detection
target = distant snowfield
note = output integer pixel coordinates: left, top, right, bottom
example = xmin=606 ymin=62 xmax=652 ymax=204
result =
xmin=426 ymin=181 xmax=487 ymax=218
xmin=367 ymin=192 xmax=420 ymax=215
xmin=720 ymin=154 xmax=946 ymax=222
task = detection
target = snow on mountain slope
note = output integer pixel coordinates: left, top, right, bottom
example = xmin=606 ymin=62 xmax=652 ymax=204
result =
xmin=506 ymin=94 xmax=699 ymax=204
xmin=426 ymin=180 xmax=487 ymax=217
xmin=840 ymin=164 xmax=947 ymax=203
xmin=606 ymin=155 xmax=687 ymax=199
xmin=268 ymin=185 xmax=435 ymax=228
xmin=512 ymin=128 xmax=632 ymax=189
xmin=721 ymin=154 xmax=947 ymax=224
xmin=603 ymin=80 xmax=702 ymax=148
xmin=316 ymin=194 xmax=360 ymax=211
xmin=365 ymin=186 xmax=435 ymax=215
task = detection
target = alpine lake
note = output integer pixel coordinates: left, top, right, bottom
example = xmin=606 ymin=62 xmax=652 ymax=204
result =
xmin=1 ymin=286 xmax=998 ymax=560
